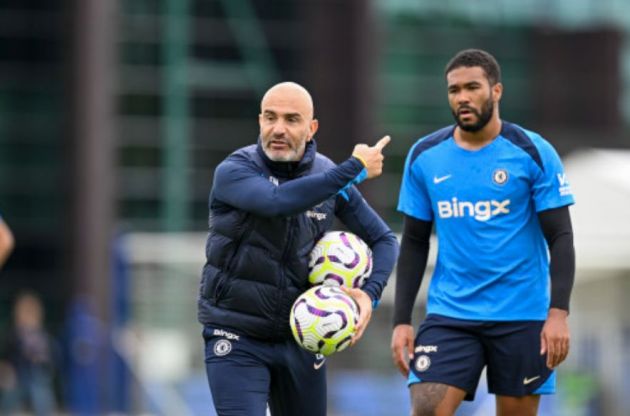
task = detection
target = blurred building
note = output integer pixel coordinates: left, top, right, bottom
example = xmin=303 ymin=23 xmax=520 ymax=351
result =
xmin=0 ymin=0 xmax=69 ymax=332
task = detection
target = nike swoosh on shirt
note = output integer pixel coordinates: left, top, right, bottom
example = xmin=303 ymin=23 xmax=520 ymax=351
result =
xmin=523 ymin=376 xmax=540 ymax=385
xmin=433 ymin=174 xmax=452 ymax=184
xmin=313 ymin=358 xmax=326 ymax=370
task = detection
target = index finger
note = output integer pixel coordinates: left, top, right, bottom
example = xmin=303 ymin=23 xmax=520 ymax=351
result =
xmin=399 ymin=351 xmax=410 ymax=376
xmin=374 ymin=135 xmax=391 ymax=151
xmin=546 ymin=340 xmax=556 ymax=368
xmin=351 ymin=325 xmax=365 ymax=346
xmin=408 ymin=337 xmax=415 ymax=360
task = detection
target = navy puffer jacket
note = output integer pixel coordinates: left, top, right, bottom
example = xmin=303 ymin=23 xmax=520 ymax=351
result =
xmin=198 ymin=139 xmax=398 ymax=341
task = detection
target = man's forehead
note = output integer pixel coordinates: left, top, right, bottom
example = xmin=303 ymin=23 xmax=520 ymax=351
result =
xmin=261 ymin=100 xmax=311 ymax=119
xmin=261 ymin=83 xmax=313 ymax=118
xmin=447 ymin=66 xmax=487 ymax=84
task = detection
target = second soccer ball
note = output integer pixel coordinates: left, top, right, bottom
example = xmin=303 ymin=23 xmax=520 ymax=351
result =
xmin=289 ymin=285 xmax=359 ymax=356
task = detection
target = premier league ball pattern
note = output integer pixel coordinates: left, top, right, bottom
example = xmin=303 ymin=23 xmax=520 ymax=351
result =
xmin=289 ymin=285 xmax=359 ymax=356
xmin=308 ymin=231 xmax=373 ymax=289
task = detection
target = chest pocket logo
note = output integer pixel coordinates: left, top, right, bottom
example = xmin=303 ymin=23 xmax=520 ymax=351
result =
xmin=492 ymin=168 xmax=509 ymax=185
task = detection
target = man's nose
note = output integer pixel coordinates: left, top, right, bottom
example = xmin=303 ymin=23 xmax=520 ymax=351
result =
xmin=455 ymin=92 xmax=470 ymax=105
xmin=272 ymin=120 xmax=286 ymax=135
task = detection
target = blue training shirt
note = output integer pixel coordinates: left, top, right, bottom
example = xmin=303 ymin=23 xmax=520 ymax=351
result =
xmin=398 ymin=121 xmax=575 ymax=321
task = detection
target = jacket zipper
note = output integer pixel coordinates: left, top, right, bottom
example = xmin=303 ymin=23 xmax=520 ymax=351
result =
xmin=275 ymin=216 xmax=296 ymax=336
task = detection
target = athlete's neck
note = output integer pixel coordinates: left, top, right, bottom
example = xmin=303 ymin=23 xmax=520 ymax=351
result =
xmin=454 ymin=117 xmax=502 ymax=151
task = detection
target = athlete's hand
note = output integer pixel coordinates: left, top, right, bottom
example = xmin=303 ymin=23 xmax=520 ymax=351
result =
xmin=540 ymin=308 xmax=570 ymax=369
xmin=342 ymin=287 xmax=372 ymax=346
xmin=352 ymin=135 xmax=391 ymax=179
xmin=391 ymin=324 xmax=415 ymax=377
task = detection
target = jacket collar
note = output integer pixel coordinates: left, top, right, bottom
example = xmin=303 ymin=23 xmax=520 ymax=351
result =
xmin=256 ymin=137 xmax=317 ymax=178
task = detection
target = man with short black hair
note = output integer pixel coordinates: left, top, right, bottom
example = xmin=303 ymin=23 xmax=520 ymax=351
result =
xmin=392 ymin=49 xmax=575 ymax=415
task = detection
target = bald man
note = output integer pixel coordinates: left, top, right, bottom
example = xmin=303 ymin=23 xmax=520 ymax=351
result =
xmin=198 ymin=82 xmax=399 ymax=416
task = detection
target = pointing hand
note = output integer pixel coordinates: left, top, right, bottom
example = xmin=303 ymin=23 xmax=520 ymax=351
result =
xmin=352 ymin=135 xmax=391 ymax=179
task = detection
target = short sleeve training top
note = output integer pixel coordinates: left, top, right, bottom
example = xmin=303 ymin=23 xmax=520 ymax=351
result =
xmin=398 ymin=121 xmax=575 ymax=321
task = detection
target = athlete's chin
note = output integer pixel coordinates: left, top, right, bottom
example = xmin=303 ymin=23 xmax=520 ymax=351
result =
xmin=460 ymin=127 xmax=484 ymax=133
xmin=265 ymin=149 xmax=298 ymax=162
xmin=457 ymin=121 xmax=483 ymax=133
xmin=457 ymin=114 xmax=478 ymax=125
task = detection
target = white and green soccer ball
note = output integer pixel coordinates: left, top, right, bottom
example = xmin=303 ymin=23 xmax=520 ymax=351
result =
xmin=289 ymin=285 xmax=359 ymax=356
xmin=308 ymin=231 xmax=373 ymax=289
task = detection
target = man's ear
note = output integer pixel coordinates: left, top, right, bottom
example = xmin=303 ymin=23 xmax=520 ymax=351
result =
xmin=308 ymin=118 xmax=319 ymax=141
xmin=492 ymin=82 xmax=503 ymax=102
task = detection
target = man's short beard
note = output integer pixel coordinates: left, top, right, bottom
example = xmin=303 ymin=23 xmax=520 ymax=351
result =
xmin=264 ymin=141 xmax=305 ymax=162
xmin=452 ymin=99 xmax=494 ymax=133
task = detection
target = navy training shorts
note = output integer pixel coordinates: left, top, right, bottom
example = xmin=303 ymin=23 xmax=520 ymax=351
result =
xmin=408 ymin=314 xmax=555 ymax=400
xmin=203 ymin=325 xmax=327 ymax=416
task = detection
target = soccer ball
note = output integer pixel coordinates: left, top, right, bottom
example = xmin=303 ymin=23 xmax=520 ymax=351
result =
xmin=308 ymin=231 xmax=372 ymax=288
xmin=289 ymin=285 xmax=359 ymax=356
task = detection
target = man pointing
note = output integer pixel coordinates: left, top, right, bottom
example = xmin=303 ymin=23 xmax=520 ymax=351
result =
xmin=198 ymin=82 xmax=399 ymax=416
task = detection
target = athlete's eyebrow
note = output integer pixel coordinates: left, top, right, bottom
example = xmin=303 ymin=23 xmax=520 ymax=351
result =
xmin=448 ymin=80 xmax=483 ymax=91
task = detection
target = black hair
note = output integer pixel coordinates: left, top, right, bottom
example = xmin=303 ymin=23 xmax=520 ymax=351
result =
xmin=445 ymin=49 xmax=502 ymax=85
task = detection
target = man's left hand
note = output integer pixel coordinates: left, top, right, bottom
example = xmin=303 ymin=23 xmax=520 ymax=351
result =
xmin=540 ymin=308 xmax=570 ymax=369
xmin=341 ymin=287 xmax=373 ymax=346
